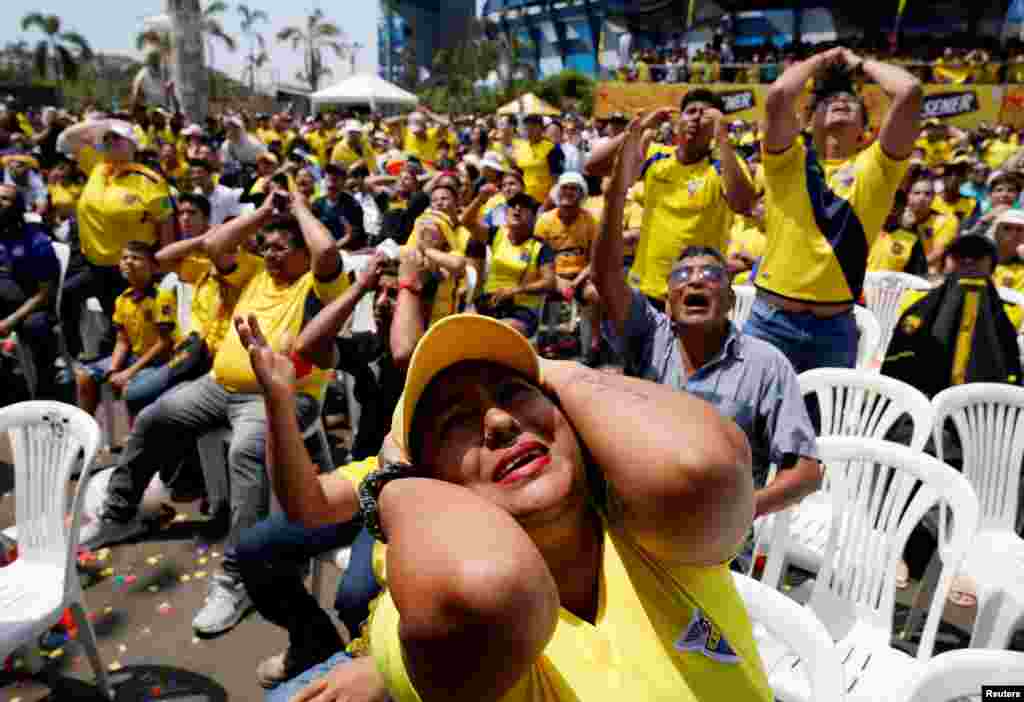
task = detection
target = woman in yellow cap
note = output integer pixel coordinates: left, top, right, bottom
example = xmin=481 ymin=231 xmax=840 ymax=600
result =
xmin=56 ymin=117 xmax=174 ymax=353
xmin=237 ymin=311 xmax=770 ymax=702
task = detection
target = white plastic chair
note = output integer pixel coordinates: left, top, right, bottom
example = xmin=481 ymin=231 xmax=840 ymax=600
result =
xmin=0 ymin=401 xmax=113 ymax=699
xmin=729 ymin=284 xmax=756 ymax=329
xmin=754 ymin=437 xmax=979 ymax=702
xmin=462 ymin=265 xmax=479 ymax=311
xmin=773 ymin=369 xmax=936 ymax=576
xmin=998 ymin=286 xmax=1024 ymax=318
xmin=732 ymin=572 xmax=845 ymax=702
xmin=863 ymin=272 xmax=932 ymax=364
xmin=903 ymin=383 xmax=1024 ymax=651
xmin=853 ymin=305 xmax=882 ymax=370
xmin=895 ymin=649 xmax=1024 ymax=702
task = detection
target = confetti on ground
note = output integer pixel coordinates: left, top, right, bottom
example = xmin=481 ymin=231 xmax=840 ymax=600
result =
xmin=125 ymin=574 xmax=137 ymax=584
xmin=99 ymin=567 xmax=114 ymax=578
xmin=179 ymin=574 xmax=191 ymax=583
xmin=141 ymin=627 xmax=152 ymax=636
xmin=151 ymin=686 xmax=162 ymax=696
xmin=191 ymin=637 xmax=200 ymax=645
xmin=194 ymin=570 xmax=208 ymax=579
xmin=172 ymin=513 xmax=188 ymax=522
xmin=96 ymin=548 xmax=111 ymax=561
xmin=146 ymin=557 xmax=160 ymax=566
xmin=196 ymin=557 xmax=208 ymax=565
xmin=108 ymin=661 xmax=122 ymax=672
xmin=157 ymin=602 xmax=174 ymax=615
xmin=47 ymin=648 xmax=64 ymax=659
xmin=118 ymin=644 xmax=127 ymax=654
xmin=104 ymin=606 xmax=113 ymax=614
xmin=211 ymin=551 xmax=221 ymax=558
xmin=147 ymin=585 xmax=159 ymax=593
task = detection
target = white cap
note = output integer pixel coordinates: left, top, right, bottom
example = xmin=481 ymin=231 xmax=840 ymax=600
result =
xmin=182 ymin=123 xmax=204 ymax=137
xmin=479 ymin=152 xmax=508 ymax=173
xmin=99 ymin=120 xmax=139 ymax=147
xmin=343 ymin=119 xmax=364 ymax=135
xmin=556 ymin=171 xmax=587 ymax=192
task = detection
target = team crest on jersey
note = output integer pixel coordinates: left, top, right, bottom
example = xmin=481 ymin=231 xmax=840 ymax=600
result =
xmin=1004 ymin=276 xmax=1015 ymax=288
xmin=675 ymin=608 xmax=740 ymax=664
xmin=902 ymin=314 xmax=922 ymax=335
xmin=891 ymin=242 xmax=905 ymax=256
xmin=520 ymin=251 xmax=531 ymax=263
xmin=687 ymin=178 xmax=705 ymax=196
xmin=832 ymin=164 xmax=856 ymax=189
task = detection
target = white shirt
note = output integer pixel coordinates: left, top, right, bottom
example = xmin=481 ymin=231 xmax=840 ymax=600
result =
xmin=198 ymin=184 xmax=243 ymax=225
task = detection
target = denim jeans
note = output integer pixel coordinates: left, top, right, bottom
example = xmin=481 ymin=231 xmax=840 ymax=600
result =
xmin=236 ymin=513 xmax=364 ymax=662
xmin=742 ymin=298 xmax=859 ymax=374
xmin=84 ymin=354 xmax=167 ymax=414
xmin=103 ymin=373 xmax=322 ymax=577
xmin=264 ymin=651 xmax=353 ymax=702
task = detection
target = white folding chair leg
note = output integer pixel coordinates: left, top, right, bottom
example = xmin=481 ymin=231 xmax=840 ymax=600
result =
xmin=70 ymin=600 xmax=114 ymax=699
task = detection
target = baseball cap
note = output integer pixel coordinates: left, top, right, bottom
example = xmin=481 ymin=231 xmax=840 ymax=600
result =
xmin=393 ymin=314 xmax=541 ymax=458
xmin=99 ymin=120 xmax=139 ymax=147
xmin=945 ymin=233 xmax=997 ymax=261
xmin=479 ymin=152 xmax=508 ymax=173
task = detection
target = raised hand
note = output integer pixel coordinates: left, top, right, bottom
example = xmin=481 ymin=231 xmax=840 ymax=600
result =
xmin=235 ymin=313 xmax=296 ymax=393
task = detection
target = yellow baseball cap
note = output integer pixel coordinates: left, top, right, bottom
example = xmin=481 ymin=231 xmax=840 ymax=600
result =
xmin=393 ymin=314 xmax=540 ymax=457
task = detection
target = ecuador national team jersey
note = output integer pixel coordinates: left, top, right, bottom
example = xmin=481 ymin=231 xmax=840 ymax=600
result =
xmin=915 ymin=211 xmax=960 ymax=261
xmin=76 ymin=146 xmax=173 ymax=267
xmin=866 ymin=229 xmax=928 ymax=276
xmin=995 ymin=261 xmax=1024 ymax=293
xmin=931 ymin=194 xmax=977 ymax=225
xmin=629 ymin=147 xmax=737 ymax=301
xmin=112 ymin=286 xmax=177 ymax=356
xmin=756 ymin=139 xmax=909 ymax=304
xmin=402 ymin=126 xmax=448 ymax=164
xmin=534 ymin=208 xmax=597 ymax=278
xmin=368 ymin=516 xmax=772 ymax=702
xmin=175 ymin=250 xmax=264 ymax=354
xmin=331 ymin=138 xmax=378 ymax=173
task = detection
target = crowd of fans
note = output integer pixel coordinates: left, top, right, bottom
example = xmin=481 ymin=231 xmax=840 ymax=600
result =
xmin=1 ymin=40 xmax=1023 ymax=701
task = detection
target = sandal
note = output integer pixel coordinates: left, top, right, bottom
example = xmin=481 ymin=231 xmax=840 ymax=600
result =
xmin=947 ymin=574 xmax=978 ymax=608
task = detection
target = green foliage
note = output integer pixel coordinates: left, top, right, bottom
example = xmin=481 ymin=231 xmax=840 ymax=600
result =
xmin=417 ymin=70 xmax=594 ymax=116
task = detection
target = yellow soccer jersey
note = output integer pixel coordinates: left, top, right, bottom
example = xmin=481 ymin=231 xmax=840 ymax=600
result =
xmin=914 ymin=137 xmax=954 ymax=169
xmin=534 ymin=209 xmax=597 ymax=278
xmin=76 ymin=147 xmax=173 ymax=267
xmin=983 ymin=138 xmax=1019 ymax=170
xmin=756 ymin=139 xmax=910 ymax=304
xmin=916 ymin=211 xmax=960 ymax=261
xmin=212 ymin=268 xmax=349 ymax=399
xmin=995 ymin=262 xmax=1024 ymax=294
xmin=867 ymin=229 xmax=926 ymax=274
xmin=176 ymin=250 xmax=264 ymax=354
xmin=369 ymin=519 xmax=772 ymax=702
xmin=629 ymin=147 xmax=737 ymax=301
xmin=331 ymin=138 xmax=379 ymax=173
xmin=402 ymin=126 xmax=447 ymax=165
xmin=112 ymin=286 xmax=176 ymax=356
xmin=513 ymin=138 xmax=559 ymax=203
xmin=931 ymin=194 xmax=977 ymax=225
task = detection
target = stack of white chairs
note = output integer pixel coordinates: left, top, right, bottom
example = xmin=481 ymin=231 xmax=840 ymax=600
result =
xmin=903 ymin=383 xmax=1024 ymax=650
xmin=729 ymin=284 xmax=756 ymax=329
xmin=862 ymin=272 xmax=932 ymax=366
xmin=747 ymin=436 xmax=979 ymax=702
xmin=894 ymin=649 xmax=1024 ymax=702
xmin=853 ymin=306 xmax=882 ymax=371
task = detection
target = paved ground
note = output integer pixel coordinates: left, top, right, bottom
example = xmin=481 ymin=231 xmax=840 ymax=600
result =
xmin=0 ymin=401 xmax=1019 ymax=701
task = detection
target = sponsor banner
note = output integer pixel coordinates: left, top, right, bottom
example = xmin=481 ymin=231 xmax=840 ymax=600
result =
xmin=595 ymin=82 xmax=1004 ymax=130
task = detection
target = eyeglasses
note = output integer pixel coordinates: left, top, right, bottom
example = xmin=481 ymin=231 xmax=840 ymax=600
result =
xmin=668 ymin=264 xmax=727 ymax=289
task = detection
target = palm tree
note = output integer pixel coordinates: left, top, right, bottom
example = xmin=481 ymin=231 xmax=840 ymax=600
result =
xmin=169 ymin=0 xmax=209 ymax=121
xmin=201 ymin=1 xmax=236 ymax=99
xmin=20 ymin=13 xmax=94 ymax=82
xmin=276 ymin=8 xmax=347 ymax=92
xmin=238 ymin=3 xmax=269 ymax=93
xmin=2 ymin=41 xmax=33 ymax=82
xmin=137 ymin=29 xmax=174 ymax=82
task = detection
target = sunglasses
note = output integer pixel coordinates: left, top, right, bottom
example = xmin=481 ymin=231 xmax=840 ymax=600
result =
xmin=668 ymin=264 xmax=727 ymax=289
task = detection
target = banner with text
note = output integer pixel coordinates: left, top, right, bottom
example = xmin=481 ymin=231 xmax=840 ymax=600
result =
xmin=595 ymin=83 xmax=1005 ymax=130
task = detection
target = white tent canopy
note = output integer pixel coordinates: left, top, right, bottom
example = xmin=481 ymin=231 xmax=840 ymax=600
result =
xmin=311 ymin=74 xmax=419 ymax=112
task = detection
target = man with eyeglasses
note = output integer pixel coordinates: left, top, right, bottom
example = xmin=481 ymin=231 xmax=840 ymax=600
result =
xmin=748 ymin=47 xmax=921 ymax=372
xmin=593 ymin=121 xmax=820 ymax=559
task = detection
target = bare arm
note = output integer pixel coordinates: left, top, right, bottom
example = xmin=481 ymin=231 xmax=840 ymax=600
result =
xmin=709 ymin=109 xmax=757 ymax=214
xmin=293 ymin=257 xmax=383 ymax=370
xmin=1 ymin=283 xmax=50 ymax=331
xmin=422 ymin=248 xmax=467 ymax=276
xmin=390 ymin=248 xmax=430 ymax=369
xmin=155 ymin=233 xmax=207 ymax=271
xmin=520 ymin=262 xmax=556 ymax=295
xmin=379 ymin=477 xmax=558 ymax=702
xmin=204 ymin=196 xmax=274 ymax=261
xmin=107 ymin=329 xmax=133 ymax=374
xmin=120 ymin=331 xmax=172 ymax=379
xmin=592 ymin=117 xmax=644 ymax=336
xmin=540 ymin=360 xmax=754 ymax=565
xmin=763 ymin=48 xmax=841 ymax=154
xmin=855 ymin=51 xmax=923 ymax=160
xmin=291 ymin=195 xmax=343 ymax=280
xmin=583 ymin=132 xmax=627 ymax=177
xmin=754 ymin=456 xmax=821 ymax=518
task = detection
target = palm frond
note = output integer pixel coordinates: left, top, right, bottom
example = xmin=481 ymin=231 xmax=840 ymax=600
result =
xmin=57 ymin=45 xmax=79 ymax=81
xmin=204 ymin=0 xmax=230 ymax=17
xmin=33 ymin=41 xmax=48 ymax=79
xmin=322 ymin=40 xmax=347 ymax=59
xmin=22 ymin=13 xmax=59 ymax=36
xmin=60 ymin=31 xmax=94 ymax=60
xmin=204 ymin=21 xmax=237 ymax=51
xmin=276 ymin=27 xmax=304 ymax=49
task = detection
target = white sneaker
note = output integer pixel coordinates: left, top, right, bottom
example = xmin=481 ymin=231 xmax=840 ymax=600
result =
xmin=192 ymin=574 xmax=252 ymax=635
xmin=78 ymin=513 xmax=150 ymax=550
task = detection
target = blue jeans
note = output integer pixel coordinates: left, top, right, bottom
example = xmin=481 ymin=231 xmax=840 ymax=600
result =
xmin=743 ymin=298 xmax=858 ymax=374
xmin=236 ymin=516 xmax=380 ymax=661
xmin=84 ymin=354 xmax=167 ymax=414
xmin=265 ymin=652 xmax=353 ymax=702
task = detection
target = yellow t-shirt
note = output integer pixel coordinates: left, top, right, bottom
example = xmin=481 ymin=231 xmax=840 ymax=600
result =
xmin=76 ymin=147 xmax=173 ymax=267
xmin=995 ymin=262 xmax=1024 ymax=293
xmin=629 ymin=147 xmax=736 ymax=301
xmin=212 ymin=268 xmax=349 ymax=399
xmin=931 ymin=195 xmax=977 ymax=225
xmin=112 ymin=286 xmax=176 ymax=356
xmin=49 ymin=182 xmax=83 ymax=216
xmin=914 ymin=137 xmax=954 ymax=169
xmin=757 ymin=139 xmax=910 ymax=304
xmin=305 ymin=130 xmax=331 ymax=165
xmin=402 ymin=126 xmax=447 ymax=164
xmin=369 ymin=520 xmax=772 ymax=702
xmin=331 ymin=138 xmax=378 ymax=173
xmin=333 ymin=457 xmax=387 ymax=587
xmin=916 ymin=211 xmax=960 ymax=260
xmin=513 ymin=138 xmax=559 ymax=204
xmin=534 ymin=209 xmax=597 ymax=278
xmin=485 ymin=227 xmax=550 ymax=310
xmin=403 ymin=222 xmax=471 ymax=326
xmin=176 ymin=250 xmax=264 ymax=354
xmin=983 ymin=138 xmax=1019 ymax=170
xmin=933 ymin=58 xmax=970 ymax=85
xmin=867 ymin=229 xmax=924 ymax=274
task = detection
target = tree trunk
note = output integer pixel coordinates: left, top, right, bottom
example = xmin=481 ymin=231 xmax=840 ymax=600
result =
xmin=168 ymin=0 xmax=208 ymax=120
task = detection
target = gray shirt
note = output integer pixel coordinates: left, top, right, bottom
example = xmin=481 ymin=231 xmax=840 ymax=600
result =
xmin=604 ymin=289 xmax=817 ymax=487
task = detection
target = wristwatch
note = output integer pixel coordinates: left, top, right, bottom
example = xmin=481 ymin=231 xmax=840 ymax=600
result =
xmin=359 ymin=462 xmax=416 ymax=543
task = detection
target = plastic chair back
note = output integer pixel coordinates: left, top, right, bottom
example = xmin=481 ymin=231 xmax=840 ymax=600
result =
xmin=998 ymin=286 xmax=1024 ymax=318
xmin=0 ymin=402 xmax=101 ymax=593
xmin=732 ymin=572 xmax=845 ymax=701
xmin=898 ymin=649 xmax=1024 ymax=702
xmin=463 ymin=265 xmax=479 ymax=310
xmin=863 ymin=272 xmax=931 ymax=362
xmin=809 ymin=436 xmax=979 ymax=660
xmin=51 ymin=242 xmax=71 ymax=322
xmin=174 ymin=280 xmax=194 ymax=335
xmin=729 ymin=285 xmax=756 ymax=328
xmin=799 ymin=368 xmax=935 ymax=451
xmin=853 ymin=305 xmax=882 ymax=369
xmin=932 ymin=383 xmax=1024 ymax=533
